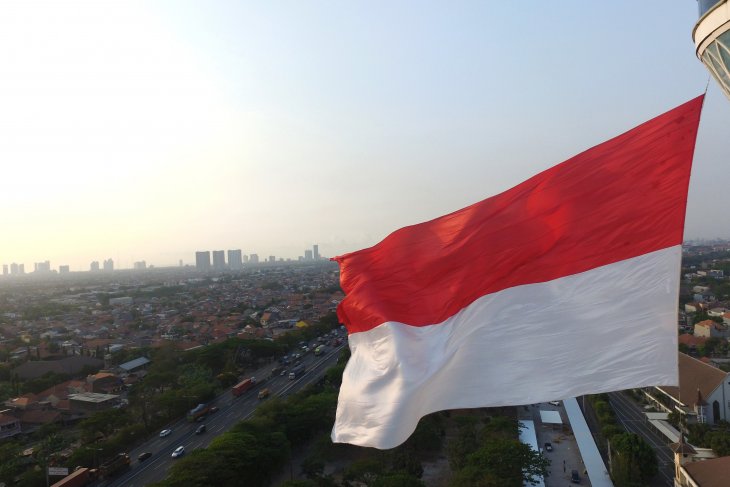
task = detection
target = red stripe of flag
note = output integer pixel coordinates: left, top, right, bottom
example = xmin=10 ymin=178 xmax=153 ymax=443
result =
xmin=334 ymin=95 xmax=704 ymax=334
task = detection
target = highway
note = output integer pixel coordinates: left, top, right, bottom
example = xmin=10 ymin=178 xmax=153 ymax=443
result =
xmin=102 ymin=343 xmax=345 ymax=487
xmin=607 ymin=391 xmax=674 ymax=487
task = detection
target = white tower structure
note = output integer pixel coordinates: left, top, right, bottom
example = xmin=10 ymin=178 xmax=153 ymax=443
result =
xmin=694 ymin=0 xmax=730 ymax=99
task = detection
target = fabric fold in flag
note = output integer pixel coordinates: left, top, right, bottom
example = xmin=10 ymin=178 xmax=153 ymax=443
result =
xmin=331 ymin=95 xmax=704 ymax=449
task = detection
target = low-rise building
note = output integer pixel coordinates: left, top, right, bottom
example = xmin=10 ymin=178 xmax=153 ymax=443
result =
xmin=0 ymin=412 xmax=21 ymax=439
xmin=68 ymin=392 xmax=119 ymax=414
xmin=673 ymin=439 xmax=730 ymax=487
xmin=650 ymin=353 xmax=730 ymax=425
xmin=86 ymin=372 xmax=124 ymax=393
xmin=118 ymin=356 xmax=150 ymax=374
xmin=694 ymin=320 xmax=728 ymax=339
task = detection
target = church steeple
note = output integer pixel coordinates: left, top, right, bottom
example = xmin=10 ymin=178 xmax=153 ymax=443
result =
xmin=670 ymin=432 xmax=697 ymax=481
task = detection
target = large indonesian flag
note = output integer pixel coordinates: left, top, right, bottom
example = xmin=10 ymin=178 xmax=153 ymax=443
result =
xmin=331 ymin=96 xmax=704 ymax=449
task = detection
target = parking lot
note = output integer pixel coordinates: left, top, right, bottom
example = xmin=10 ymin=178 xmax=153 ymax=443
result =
xmin=519 ymin=402 xmax=591 ymax=486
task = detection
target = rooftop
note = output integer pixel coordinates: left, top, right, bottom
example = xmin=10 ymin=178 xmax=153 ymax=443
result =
xmin=657 ymin=353 xmax=727 ymax=407
xmin=68 ymin=392 xmax=118 ymax=403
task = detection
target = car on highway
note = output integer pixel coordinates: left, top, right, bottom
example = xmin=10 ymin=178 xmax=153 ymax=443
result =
xmin=209 ymin=406 xmax=219 ymax=413
xmin=159 ymin=429 xmax=172 ymax=437
xmin=138 ymin=452 xmax=152 ymax=462
xmin=258 ymin=388 xmax=270 ymax=400
xmin=544 ymin=442 xmax=552 ymax=452
xmin=171 ymin=446 xmax=185 ymax=458
xmin=195 ymin=424 xmax=206 ymax=435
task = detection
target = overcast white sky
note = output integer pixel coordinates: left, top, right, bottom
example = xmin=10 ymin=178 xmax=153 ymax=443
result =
xmin=1 ymin=1 xmax=728 ymax=271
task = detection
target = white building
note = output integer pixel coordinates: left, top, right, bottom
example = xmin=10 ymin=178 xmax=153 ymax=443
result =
xmin=652 ymin=353 xmax=730 ymax=425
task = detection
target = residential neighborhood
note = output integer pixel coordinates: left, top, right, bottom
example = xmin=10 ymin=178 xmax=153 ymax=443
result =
xmin=4 ymin=243 xmax=730 ymax=486
xmin=0 ymin=261 xmax=345 ymax=485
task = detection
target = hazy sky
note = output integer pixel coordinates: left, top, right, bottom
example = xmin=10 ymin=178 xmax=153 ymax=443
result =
xmin=1 ymin=1 xmax=728 ymax=271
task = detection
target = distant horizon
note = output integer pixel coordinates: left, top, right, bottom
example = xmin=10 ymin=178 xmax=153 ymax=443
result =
xmin=1 ymin=2 xmax=728 ymax=276
xmin=0 ymin=245 xmax=332 ymax=273
xmin=3 ymin=236 xmax=730 ymax=274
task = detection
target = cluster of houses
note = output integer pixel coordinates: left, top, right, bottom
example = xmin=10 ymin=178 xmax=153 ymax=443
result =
xmin=0 ymin=264 xmax=343 ymax=440
xmin=638 ymin=352 xmax=730 ymax=487
xmin=0 ymin=356 xmax=150 ymax=440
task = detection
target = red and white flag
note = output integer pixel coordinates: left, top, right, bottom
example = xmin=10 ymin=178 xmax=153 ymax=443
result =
xmin=331 ymin=96 xmax=704 ymax=449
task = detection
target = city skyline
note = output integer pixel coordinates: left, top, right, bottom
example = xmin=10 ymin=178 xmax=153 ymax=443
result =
xmin=1 ymin=2 xmax=729 ymax=273
xmin=2 ymin=244 xmax=325 ymax=273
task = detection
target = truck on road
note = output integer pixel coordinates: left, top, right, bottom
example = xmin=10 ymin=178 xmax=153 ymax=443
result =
xmin=187 ymin=403 xmax=212 ymax=422
xmin=51 ymin=468 xmax=97 ymax=487
xmin=99 ymin=453 xmax=130 ymax=478
xmin=289 ymin=363 xmax=305 ymax=380
xmin=231 ymin=377 xmax=257 ymax=397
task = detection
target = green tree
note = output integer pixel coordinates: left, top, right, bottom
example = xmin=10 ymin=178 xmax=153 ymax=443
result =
xmin=610 ymin=433 xmax=658 ymax=486
xmin=159 ymin=429 xmax=290 ymax=487
xmin=373 ymin=473 xmax=426 ymax=487
xmin=343 ymin=458 xmax=385 ymax=486
xmin=79 ymin=409 xmax=130 ymax=443
xmin=280 ymin=481 xmax=318 ymax=487
xmin=708 ymin=431 xmax=730 ymax=456
xmin=452 ymin=437 xmax=549 ymax=487
xmin=447 ymin=416 xmax=479 ymax=470
xmin=404 ymin=413 xmax=443 ymax=453
xmin=0 ymin=441 xmax=23 ymax=485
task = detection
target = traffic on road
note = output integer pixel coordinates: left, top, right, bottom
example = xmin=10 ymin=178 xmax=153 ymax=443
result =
xmin=104 ymin=337 xmax=346 ymax=487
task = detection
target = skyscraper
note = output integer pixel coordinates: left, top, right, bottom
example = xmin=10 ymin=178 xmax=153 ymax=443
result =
xmin=304 ymin=250 xmax=313 ymax=260
xmin=249 ymin=254 xmax=259 ymax=264
xmin=103 ymin=258 xmax=114 ymax=272
xmin=2 ymin=264 xmax=7 ymax=275
xmin=90 ymin=261 xmax=100 ymax=272
xmin=228 ymin=249 xmax=243 ymax=269
xmin=212 ymin=250 xmax=226 ymax=269
xmin=313 ymin=244 xmax=319 ymax=260
xmin=195 ymin=251 xmax=211 ymax=270
xmin=59 ymin=265 xmax=70 ymax=274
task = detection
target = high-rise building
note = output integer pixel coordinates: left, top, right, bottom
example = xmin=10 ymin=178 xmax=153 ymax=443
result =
xmin=313 ymin=244 xmax=319 ymax=260
xmin=195 ymin=251 xmax=211 ymax=270
xmin=103 ymin=258 xmax=114 ymax=272
xmin=18 ymin=264 xmax=24 ymax=274
xmin=249 ymin=254 xmax=259 ymax=264
xmin=34 ymin=261 xmax=51 ymax=273
xmin=10 ymin=263 xmax=19 ymax=275
xmin=228 ymin=249 xmax=243 ymax=269
xmin=59 ymin=265 xmax=70 ymax=274
xmin=268 ymin=255 xmax=276 ymax=263
xmin=212 ymin=250 xmax=226 ymax=269
xmin=90 ymin=261 xmax=100 ymax=272
xmin=694 ymin=1 xmax=730 ymax=100
xmin=304 ymin=250 xmax=313 ymax=260
xmin=243 ymin=254 xmax=249 ymax=263
xmin=2 ymin=264 xmax=7 ymax=275
xmin=133 ymin=261 xmax=147 ymax=270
